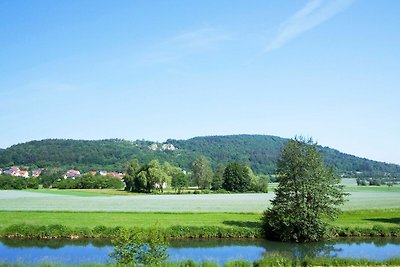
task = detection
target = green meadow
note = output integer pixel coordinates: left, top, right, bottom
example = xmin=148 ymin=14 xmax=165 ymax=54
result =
xmin=1 ymin=184 xmax=399 ymax=238
xmin=1 ymin=187 xmax=399 ymax=212
xmin=0 ymin=211 xmax=260 ymax=229
xmin=0 ymin=209 xmax=399 ymax=230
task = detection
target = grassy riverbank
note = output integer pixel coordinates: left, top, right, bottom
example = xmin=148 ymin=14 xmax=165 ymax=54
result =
xmin=1 ymin=210 xmax=399 ymax=229
xmin=0 ymin=209 xmax=399 ymax=239
xmin=2 ymin=257 xmax=400 ymax=266
xmin=0 ymin=211 xmax=260 ymax=228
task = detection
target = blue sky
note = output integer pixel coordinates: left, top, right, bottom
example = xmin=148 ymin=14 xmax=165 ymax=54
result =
xmin=0 ymin=0 xmax=399 ymax=164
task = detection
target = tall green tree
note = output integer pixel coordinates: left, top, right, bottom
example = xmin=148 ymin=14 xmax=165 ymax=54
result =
xmin=124 ymin=159 xmax=140 ymax=192
xmin=192 ymin=156 xmax=213 ymax=189
xmin=262 ymin=137 xmax=347 ymax=242
xmin=146 ymin=160 xmax=170 ymax=193
xmin=222 ymin=162 xmax=251 ymax=192
xmin=39 ymin=168 xmax=64 ymax=188
xmin=211 ymin=163 xmax=225 ymax=190
xmin=171 ymin=172 xmax=189 ymax=193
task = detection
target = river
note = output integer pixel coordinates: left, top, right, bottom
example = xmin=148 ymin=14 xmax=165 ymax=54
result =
xmin=1 ymin=238 xmax=399 ymax=265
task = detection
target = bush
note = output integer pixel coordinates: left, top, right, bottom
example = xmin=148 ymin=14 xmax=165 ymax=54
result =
xmin=0 ymin=175 xmax=27 ymax=190
xmin=110 ymin=227 xmax=168 ymax=266
xmin=224 ymin=259 xmax=252 ymax=267
xmin=52 ymin=174 xmax=124 ymax=189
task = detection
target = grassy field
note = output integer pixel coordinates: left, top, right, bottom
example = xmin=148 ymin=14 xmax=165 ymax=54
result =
xmin=0 ymin=211 xmax=260 ymax=228
xmin=345 ymin=186 xmax=400 ymax=193
xmin=333 ymin=209 xmax=400 ymax=228
xmin=0 ymin=209 xmax=398 ymax=229
xmin=1 ymin=189 xmax=399 ymax=212
xmin=24 ymin=188 xmax=133 ymax=196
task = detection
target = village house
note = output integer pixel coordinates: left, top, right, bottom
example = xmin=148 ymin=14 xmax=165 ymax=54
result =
xmin=107 ymin=172 xmax=124 ymax=180
xmin=64 ymin=170 xmax=81 ymax=179
xmin=17 ymin=170 xmax=29 ymax=178
xmin=2 ymin=166 xmax=30 ymax=178
xmin=99 ymin=170 xmax=108 ymax=176
xmin=161 ymin=144 xmax=176 ymax=151
xmin=149 ymin=143 xmax=158 ymax=151
xmin=31 ymin=169 xmax=42 ymax=177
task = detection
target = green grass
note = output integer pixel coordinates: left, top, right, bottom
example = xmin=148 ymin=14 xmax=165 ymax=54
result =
xmin=345 ymin=185 xmax=400 ymax=193
xmin=333 ymin=209 xmax=400 ymax=228
xmin=254 ymin=256 xmax=400 ymax=267
xmin=2 ymin=257 xmax=400 ymax=267
xmin=0 ymin=209 xmax=399 ymax=230
xmin=0 ymin=211 xmax=261 ymax=229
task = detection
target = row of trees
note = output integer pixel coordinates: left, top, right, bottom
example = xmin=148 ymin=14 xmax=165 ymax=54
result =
xmin=53 ymin=174 xmax=124 ymax=190
xmin=356 ymin=177 xmax=400 ymax=186
xmin=123 ymin=157 xmax=268 ymax=193
xmin=124 ymin=160 xmax=179 ymax=193
xmin=0 ymin=173 xmax=123 ymax=190
xmin=192 ymin=156 xmax=268 ymax=192
xmin=0 ymin=175 xmax=39 ymax=190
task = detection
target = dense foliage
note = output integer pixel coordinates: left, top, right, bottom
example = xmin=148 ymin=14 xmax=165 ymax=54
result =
xmin=123 ymin=158 xmax=266 ymax=193
xmin=192 ymin=156 xmax=213 ymax=189
xmin=220 ymin=162 xmax=268 ymax=193
xmin=0 ymin=173 xmax=122 ymax=190
xmin=222 ymin=163 xmax=251 ymax=192
xmin=262 ymin=138 xmax=346 ymax=242
xmin=53 ymin=174 xmax=124 ymax=189
xmin=356 ymin=177 xmax=400 ymax=186
xmin=124 ymin=160 xmax=182 ymax=193
xmin=111 ymin=227 xmax=168 ymax=266
xmin=1 ymin=135 xmax=399 ymax=177
xmin=0 ymin=175 xmax=39 ymax=190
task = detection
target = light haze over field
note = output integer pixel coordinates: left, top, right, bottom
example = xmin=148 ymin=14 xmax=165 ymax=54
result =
xmin=0 ymin=0 xmax=399 ymax=164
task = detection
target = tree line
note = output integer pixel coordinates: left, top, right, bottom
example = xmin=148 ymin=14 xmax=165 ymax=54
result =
xmin=0 ymin=173 xmax=124 ymax=190
xmin=356 ymin=177 xmax=400 ymax=186
xmin=124 ymin=156 xmax=268 ymax=193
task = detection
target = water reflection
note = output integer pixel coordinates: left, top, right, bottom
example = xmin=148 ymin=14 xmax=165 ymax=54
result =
xmin=0 ymin=238 xmax=399 ymax=265
xmin=1 ymin=238 xmax=110 ymax=249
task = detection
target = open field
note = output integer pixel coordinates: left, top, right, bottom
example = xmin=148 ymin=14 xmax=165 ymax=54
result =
xmin=345 ymin=186 xmax=400 ymax=193
xmin=0 ymin=211 xmax=260 ymax=228
xmin=0 ymin=190 xmax=399 ymax=212
xmin=0 ymin=209 xmax=398 ymax=229
xmin=24 ymin=188 xmax=133 ymax=197
xmin=270 ymin=181 xmax=400 ymax=193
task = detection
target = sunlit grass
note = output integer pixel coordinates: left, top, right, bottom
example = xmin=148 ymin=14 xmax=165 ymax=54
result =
xmin=0 ymin=211 xmax=261 ymax=229
xmin=0 ymin=209 xmax=399 ymax=230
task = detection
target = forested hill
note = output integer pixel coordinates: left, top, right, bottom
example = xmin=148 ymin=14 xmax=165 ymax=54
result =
xmin=0 ymin=135 xmax=399 ymax=178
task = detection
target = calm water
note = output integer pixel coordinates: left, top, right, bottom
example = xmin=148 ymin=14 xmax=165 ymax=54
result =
xmin=0 ymin=238 xmax=399 ymax=265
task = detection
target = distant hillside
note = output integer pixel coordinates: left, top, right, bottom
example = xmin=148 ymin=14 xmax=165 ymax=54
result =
xmin=0 ymin=135 xmax=399 ymax=178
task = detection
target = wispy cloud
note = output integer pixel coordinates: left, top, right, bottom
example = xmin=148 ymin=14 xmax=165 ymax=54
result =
xmin=172 ymin=27 xmax=233 ymax=50
xmin=139 ymin=27 xmax=233 ymax=66
xmin=264 ymin=0 xmax=354 ymax=53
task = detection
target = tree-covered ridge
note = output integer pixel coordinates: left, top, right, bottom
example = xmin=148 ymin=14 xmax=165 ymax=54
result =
xmin=0 ymin=135 xmax=399 ymax=177
xmin=168 ymin=135 xmax=286 ymax=174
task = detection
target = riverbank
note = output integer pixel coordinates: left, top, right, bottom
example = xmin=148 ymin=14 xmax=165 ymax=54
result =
xmin=0 ymin=210 xmax=399 ymax=239
xmin=1 ymin=209 xmax=399 ymax=229
xmin=1 ymin=223 xmax=400 ymax=239
xmin=2 ymin=257 xmax=400 ymax=266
